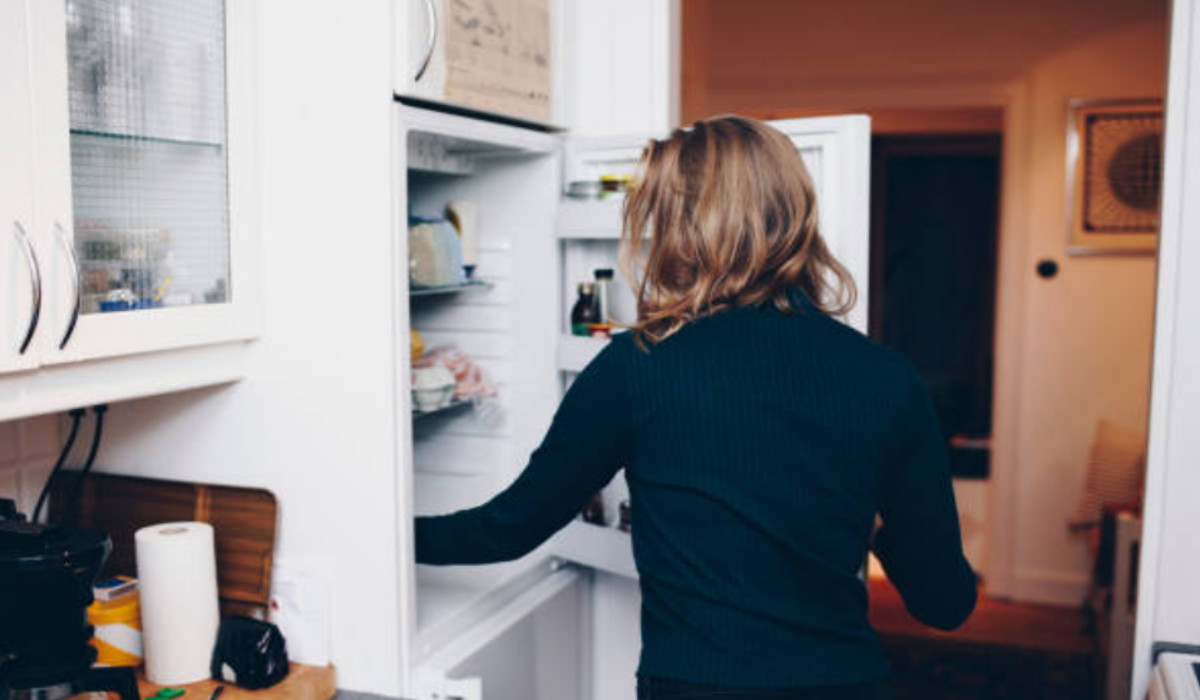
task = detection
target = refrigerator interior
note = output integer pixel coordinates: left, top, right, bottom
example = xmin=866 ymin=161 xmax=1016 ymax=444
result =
xmin=401 ymin=113 xmax=563 ymax=665
xmin=398 ymin=110 xmax=654 ymax=698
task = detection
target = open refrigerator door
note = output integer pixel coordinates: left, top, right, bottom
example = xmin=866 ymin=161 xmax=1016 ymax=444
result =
xmin=396 ymin=107 xmax=871 ymax=699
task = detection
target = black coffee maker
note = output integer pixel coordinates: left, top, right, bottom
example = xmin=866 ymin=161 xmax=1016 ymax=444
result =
xmin=0 ymin=499 xmax=137 ymax=700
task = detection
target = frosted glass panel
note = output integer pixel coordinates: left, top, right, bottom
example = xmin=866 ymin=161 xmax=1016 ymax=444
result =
xmin=66 ymin=0 xmax=230 ymax=314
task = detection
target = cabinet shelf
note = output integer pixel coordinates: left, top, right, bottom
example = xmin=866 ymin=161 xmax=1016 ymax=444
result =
xmin=557 ymin=334 xmax=609 ymax=372
xmin=70 ymin=128 xmax=224 ymax=149
xmin=409 ymin=280 xmax=494 ymax=298
xmin=551 ymin=520 xmax=637 ymax=579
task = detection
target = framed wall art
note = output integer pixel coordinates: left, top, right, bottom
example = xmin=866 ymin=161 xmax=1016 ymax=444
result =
xmin=1066 ymin=100 xmax=1163 ymax=254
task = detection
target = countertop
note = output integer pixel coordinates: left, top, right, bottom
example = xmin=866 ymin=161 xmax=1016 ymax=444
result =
xmin=138 ymin=664 xmax=336 ymax=700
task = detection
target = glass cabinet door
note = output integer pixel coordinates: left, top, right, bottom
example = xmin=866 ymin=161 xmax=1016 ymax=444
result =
xmin=28 ymin=0 xmax=257 ymax=364
xmin=66 ymin=0 xmax=231 ymax=317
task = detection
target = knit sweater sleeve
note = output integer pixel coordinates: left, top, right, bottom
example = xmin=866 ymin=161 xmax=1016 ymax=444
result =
xmin=415 ymin=339 xmax=632 ymax=565
xmin=872 ymin=362 xmax=978 ymax=631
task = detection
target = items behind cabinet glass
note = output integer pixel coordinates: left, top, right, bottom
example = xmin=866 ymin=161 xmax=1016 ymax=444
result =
xmin=65 ymin=0 xmax=225 ymax=144
xmin=76 ymin=226 xmax=203 ymax=313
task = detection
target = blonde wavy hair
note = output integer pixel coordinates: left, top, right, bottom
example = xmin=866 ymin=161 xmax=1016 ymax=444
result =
xmin=620 ymin=115 xmax=856 ymax=345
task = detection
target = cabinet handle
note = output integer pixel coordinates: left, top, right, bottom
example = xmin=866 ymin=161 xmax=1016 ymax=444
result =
xmin=415 ymin=0 xmax=438 ymax=82
xmin=12 ymin=221 xmax=42 ymax=355
xmin=53 ymin=222 xmax=81 ymax=350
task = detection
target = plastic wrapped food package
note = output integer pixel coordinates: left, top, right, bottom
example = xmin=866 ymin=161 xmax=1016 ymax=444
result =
xmin=408 ymin=218 xmax=466 ymax=288
xmin=414 ymin=346 xmax=496 ymax=400
xmin=411 ymin=346 xmax=501 ymax=425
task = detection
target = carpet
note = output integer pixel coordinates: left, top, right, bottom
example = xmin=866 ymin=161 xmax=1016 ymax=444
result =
xmin=880 ymin=632 xmax=1097 ymax=699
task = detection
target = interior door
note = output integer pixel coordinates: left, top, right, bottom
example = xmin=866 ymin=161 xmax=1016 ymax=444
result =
xmin=0 ymin=0 xmax=42 ymax=376
xmin=550 ymin=114 xmax=874 ymax=574
xmin=28 ymin=0 xmax=260 ymax=366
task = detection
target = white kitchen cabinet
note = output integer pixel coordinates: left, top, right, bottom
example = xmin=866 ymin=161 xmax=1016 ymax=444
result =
xmin=395 ymin=0 xmax=678 ymax=134
xmin=395 ymin=0 xmax=555 ymax=126
xmin=0 ymin=0 xmax=44 ymax=376
xmin=0 ymin=0 xmax=260 ymax=419
xmin=396 ymin=103 xmax=871 ymax=699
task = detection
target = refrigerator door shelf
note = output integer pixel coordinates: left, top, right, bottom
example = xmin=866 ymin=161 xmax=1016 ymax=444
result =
xmin=557 ymin=334 xmax=608 ymax=373
xmin=551 ymin=520 xmax=637 ymax=580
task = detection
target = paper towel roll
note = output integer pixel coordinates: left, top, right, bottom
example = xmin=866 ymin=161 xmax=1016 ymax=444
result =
xmin=136 ymin=522 xmax=221 ymax=685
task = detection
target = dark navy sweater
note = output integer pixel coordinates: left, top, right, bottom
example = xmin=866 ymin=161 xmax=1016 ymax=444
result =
xmin=416 ymin=300 xmax=977 ymax=688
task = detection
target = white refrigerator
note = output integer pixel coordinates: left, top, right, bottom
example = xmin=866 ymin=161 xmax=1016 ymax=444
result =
xmin=397 ymin=101 xmax=872 ymax=700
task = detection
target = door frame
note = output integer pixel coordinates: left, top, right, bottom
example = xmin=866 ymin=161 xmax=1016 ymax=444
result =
xmin=1131 ymin=0 xmax=1200 ymax=695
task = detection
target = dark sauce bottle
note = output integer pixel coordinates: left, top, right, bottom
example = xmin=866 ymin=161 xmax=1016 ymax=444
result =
xmin=571 ymin=282 xmax=601 ymax=337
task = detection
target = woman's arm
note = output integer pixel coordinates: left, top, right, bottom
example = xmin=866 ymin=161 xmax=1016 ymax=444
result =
xmin=415 ymin=340 xmax=633 ymax=565
xmin=872 ymin=364 xmax=978 ymax=631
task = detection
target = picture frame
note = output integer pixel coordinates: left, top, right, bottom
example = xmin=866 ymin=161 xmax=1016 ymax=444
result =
xmin=1066 ymin=99 xmax=1163 ymax=255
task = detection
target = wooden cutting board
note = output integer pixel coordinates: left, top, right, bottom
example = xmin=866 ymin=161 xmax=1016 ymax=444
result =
xmin=51 ymin=472 xmax=278 ymax=616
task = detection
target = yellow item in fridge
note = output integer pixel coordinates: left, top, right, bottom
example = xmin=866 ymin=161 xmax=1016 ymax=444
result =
xmin=88 ymin=593 xmax=143 ymax=667
xmin=411 ymin=329 xmax=426 ymax=361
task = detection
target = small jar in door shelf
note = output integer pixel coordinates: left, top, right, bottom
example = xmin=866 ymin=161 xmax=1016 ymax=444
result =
xmin=571 ymin=282 xmax=601 ymax=337
xmin=593 ymin=268 xmax=615 ymax=323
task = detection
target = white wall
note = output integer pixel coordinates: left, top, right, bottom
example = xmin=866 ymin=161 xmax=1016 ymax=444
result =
xmin=86 ymin=0 xmax=406 ymax=694
xmin=1003 ymin=20 xmax=1165 ymax=604
xmin=0 ymin=415 xmax=61 ymax=517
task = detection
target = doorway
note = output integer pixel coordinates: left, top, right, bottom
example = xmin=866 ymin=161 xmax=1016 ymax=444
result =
xmin=869 ymin=134 xmax=1002 ymax=481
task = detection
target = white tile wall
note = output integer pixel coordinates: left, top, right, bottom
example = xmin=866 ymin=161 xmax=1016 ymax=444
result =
xmin=0 ymin=416 xmax=62 ymax=518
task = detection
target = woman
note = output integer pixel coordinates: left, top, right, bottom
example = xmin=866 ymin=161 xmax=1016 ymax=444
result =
xmin=416 ymin=116 xmax=977 ymax=699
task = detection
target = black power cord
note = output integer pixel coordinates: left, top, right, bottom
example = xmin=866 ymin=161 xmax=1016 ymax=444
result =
xmin=31 ymin=408 xmax=86 ymax=524
xmin=60 ymin=404 xmax=108 ymax=528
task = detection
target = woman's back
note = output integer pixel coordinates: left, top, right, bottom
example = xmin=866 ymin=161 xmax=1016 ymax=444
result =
xmin=617 ymin=300 xmax=975 ymax=687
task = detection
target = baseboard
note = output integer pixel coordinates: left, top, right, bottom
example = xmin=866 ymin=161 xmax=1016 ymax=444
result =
xmin=1010 ymin=569 xmax=1091 ymax=606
